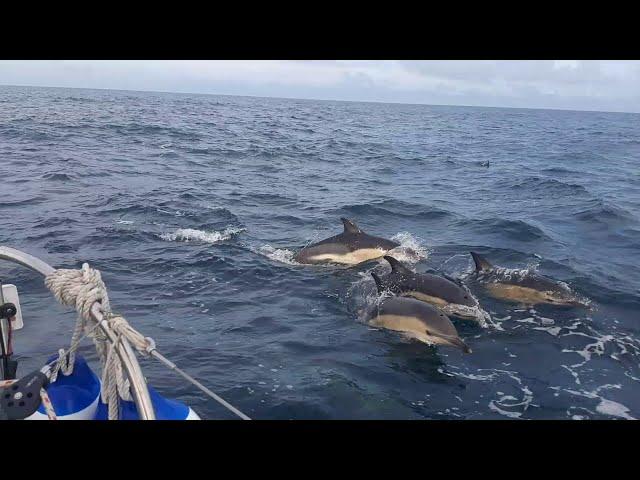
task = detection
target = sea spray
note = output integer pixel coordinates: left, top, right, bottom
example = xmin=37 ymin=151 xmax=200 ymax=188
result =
xmin=160 ymin=226 xmax=245 ymax=243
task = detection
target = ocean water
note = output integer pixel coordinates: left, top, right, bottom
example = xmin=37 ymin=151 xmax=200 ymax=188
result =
xmin=1 ymin=85 xmax=639 ymax=420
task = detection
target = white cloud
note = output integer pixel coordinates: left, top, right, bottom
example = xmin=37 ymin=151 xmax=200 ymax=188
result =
xmin=0 ymin=60 xmax=639 ymax=112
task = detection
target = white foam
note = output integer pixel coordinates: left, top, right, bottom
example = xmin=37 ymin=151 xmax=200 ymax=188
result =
xmin=160 ymin=227 xmax=245 ymax=244
xmin=447 ymin=366 xmax=536 ymax=418
xmin=489 ymin=380 xmax=535 ymax=419
xmin=533 ymin=326 xmax=563 ymax=337
xmin=560 ymin=384 xmax=636 ymax=420
xmin=596 ymin=398 xmax=635 ymax=420
xmin=488 ymin=397 xmax=526 ymax=418
xmin=387 ymin=232 xmax=430 ymax=264
xmin=348 ymin=269 xmax=394 ymax=324
xmin=256 ymin=245 xmax=300 ymax=265
xmin=442 ymin=302 xmax=492 ymax=328
xmin=448 ymin=370 xmax=497 ymax=382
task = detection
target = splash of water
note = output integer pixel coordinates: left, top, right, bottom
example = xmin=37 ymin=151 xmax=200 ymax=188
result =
xmin=554 ymin=384 xmax=636 ymax=420
xmin=160 ymin=226 xmax=245 ymax=243
xmin=387 ymin=231 xmax=430 ymax=264
xmin=255 ymin=245 xmax=300 ymax=265
xmin=441 ymin=301 xmax=492 ymax=328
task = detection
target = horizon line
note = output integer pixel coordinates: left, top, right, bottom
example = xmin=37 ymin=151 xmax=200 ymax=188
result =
xmin=1 ymin=82 xmax=639 ymax=115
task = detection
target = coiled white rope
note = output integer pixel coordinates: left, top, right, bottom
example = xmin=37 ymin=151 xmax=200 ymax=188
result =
xmin=44 ymin=263 xmax=251 ymax=420
xmin=45 ymin=264 xmax=144 ymax=419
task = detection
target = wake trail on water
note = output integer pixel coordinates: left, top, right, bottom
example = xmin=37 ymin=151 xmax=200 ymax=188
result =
xmin=253 ymin=245 xmax=300 ymax=265
xmin=159 ymin=226 xmax=245 ymax=244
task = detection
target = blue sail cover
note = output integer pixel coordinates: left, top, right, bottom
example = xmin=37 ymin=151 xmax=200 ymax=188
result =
xmin=38 ymin=355 xmax=196 ymax=420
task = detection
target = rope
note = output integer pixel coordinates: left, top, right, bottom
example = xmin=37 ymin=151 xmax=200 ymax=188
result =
xmin=45 ymin=264 xmax=141 ymax=419
xmin=44 ymin=263 xmax=251 ymax=420
xmin=39 ymin=388 xmax=57 ymax=420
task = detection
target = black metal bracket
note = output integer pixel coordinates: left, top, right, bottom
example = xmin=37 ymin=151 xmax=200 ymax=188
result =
xmin=0 ymin=303 xmax=17 ymax=320
xmin=0 ymin=370 xmax=49 ymax=420
xmin=0 ymin=302 xmax=18 ymax=380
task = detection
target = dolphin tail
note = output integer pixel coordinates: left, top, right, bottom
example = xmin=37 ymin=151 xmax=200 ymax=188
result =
xmin=383 ymin=255 xmax=411 ymax=274
xmin=341 ymin=217 xmax=362 ymax=234
xmin=470 ymin=251 xmax=493 ymax=272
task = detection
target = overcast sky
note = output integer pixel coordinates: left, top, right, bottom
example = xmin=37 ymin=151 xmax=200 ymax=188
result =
xmin=1 ymin=60 xmax=639 ymax=113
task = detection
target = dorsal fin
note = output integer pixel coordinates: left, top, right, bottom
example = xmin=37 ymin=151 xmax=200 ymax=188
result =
xmin=371 ymin=272 xmax=385 ymax=293
xmin=470 ymin=252 xmax=493 ymax=272
xmin=383 ymin=256 xmax=411 ymax=274
xmin=341 ymin=217 xmax=362 ymax=234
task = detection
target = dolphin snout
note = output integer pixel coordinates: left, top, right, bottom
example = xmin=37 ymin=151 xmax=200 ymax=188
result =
xmin=441 ymin=335 xmax=472 ymax=353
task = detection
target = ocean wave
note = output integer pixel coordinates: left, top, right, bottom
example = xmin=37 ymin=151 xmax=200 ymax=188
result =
xmin=178 ymin=192 xmax=202 ymax=201
xmin=540 ymin=167 xmax=580 ymax=175
xmin=34 ymin=216 xmax=80 ymax=229
xmin=100 ymin=202 xmax=237 ymax=226
xmin=573 ymin=200 xmax=635 ymax=225
xmin=509 ymin=177 xmax=590 ymax=197
xmin=339 ymin=200 xmax=454 ymax=220
xmin=160 ymin=227 xmax=245 ymax=244
xmin=269 ymin=215 xmax=308 ymax=226
xmin=0 ymin=196 xmax=47 ymax=208
xmin=237 ymin=193 xmax=299 ymax=207
xmin=184 ymin=147 xmax=212 ymax=155
xmin=459 ymin=218 xmax=551 ymax=242
xmin=61 ymin=96 xmax=95 ymax=103
xmin=42 ymin=172 xmax=75 ymax=182
xmin=105 ymin=122 xmax=201 ymax=141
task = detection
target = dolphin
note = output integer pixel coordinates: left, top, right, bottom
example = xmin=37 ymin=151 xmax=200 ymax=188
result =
xmin=295 ymin=218 xmax=400 ymax=265
xmin=371 ymin=256 xmax=482 ymax=321
xmin=369 ymin=296 xmax=471 ymax=353
xmin=468 ymin=251 xmax=584 ymax=307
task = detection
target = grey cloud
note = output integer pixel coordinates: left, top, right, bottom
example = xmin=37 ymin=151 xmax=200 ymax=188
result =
xmin=0 ymin=60 xmax=639 ymax=113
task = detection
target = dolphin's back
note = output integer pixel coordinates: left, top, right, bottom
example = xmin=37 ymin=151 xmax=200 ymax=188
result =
xmin=295 ymin=218 xmax=399 ymax=265
xmin=309 ymin=233 xmax=347 ymax=248
xmin=517 ymin=273 xmax=566 ymax=292
xmin=480 ymin=268 xmax=565 ymax=293
xmin=408 ymin=273 xmax=474 ymax=306
xmin=377 ymin=269 xmax=475 ymax=307
xmin=376 ymin=297 xmax=457 ymax=336
xmin=353 ymin=232 xmax=399 ymax=251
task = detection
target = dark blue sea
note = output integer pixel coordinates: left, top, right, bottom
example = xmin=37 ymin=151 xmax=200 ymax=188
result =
xmin=1 ymin=85 xmax=639 ymax=419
